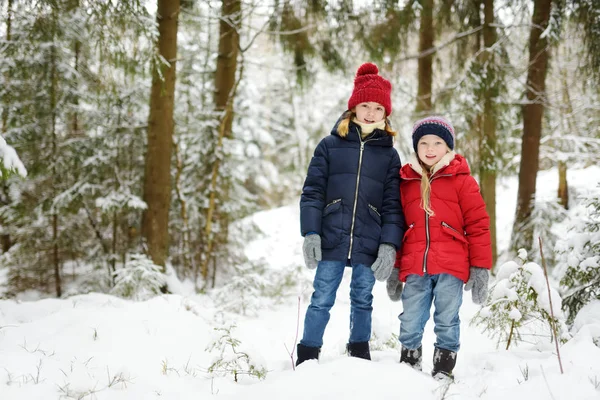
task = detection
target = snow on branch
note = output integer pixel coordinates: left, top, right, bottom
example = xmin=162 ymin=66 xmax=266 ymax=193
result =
xmin=0 ymin=136 xmax=27 ymax=179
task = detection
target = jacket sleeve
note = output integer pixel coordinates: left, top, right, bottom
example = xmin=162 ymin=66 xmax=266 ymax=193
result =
xmin=459 ymin=175 xmax=492 ymax=269
xmin=380 ymin=150 xmax=405 ymax=250
xmin=300 ymin=139 xmax=329 ymax=236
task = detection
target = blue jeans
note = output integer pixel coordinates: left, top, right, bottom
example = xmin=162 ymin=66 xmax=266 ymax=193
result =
xmin=300 ymin=260 xmax=376 ymax=348
xmin=399 ymin=273 xmax=463 ymax=353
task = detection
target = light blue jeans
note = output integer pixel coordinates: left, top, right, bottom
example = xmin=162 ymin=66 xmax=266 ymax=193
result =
xmin=300 ymin=260 xmax=376 ymax=348
xmin=399 ymin=273 xmax=463 ymax=353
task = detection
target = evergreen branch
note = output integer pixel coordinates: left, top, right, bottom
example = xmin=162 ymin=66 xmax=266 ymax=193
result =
xmin=396 ymin=26 xmax=483 ymax=62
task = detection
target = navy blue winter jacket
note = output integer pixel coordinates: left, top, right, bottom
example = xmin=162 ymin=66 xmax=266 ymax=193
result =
xmin=300 ymin=117 xmax=405 ymax=266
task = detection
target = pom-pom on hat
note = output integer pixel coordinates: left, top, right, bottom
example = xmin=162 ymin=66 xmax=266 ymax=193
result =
xmin=347 ymin=63 xmax=392 ymax=116
xmin=412 ymin=116 xmax=455 ymax=152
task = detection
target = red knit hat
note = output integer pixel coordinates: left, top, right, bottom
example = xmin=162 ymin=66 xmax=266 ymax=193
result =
xmin=347 ymin=63 xmax=392 ymax=116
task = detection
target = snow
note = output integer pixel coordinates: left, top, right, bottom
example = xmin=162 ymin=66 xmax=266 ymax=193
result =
xmin=1 ymin=169 xmax=600 ymax=399
xmin=0 ymin=136 xmax=27 ymax=178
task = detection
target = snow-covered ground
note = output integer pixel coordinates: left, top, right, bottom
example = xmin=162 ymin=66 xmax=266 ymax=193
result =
xmin=0 ymin=167 xmax=599 ymax=399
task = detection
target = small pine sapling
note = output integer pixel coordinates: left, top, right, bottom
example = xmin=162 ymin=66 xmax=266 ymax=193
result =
xmin=111 ymin=254 xmax=165 ymax=301
xmin=206 ymin=323 xmax=267 ymax=382
xmin=472 ymin=250 xmax=569 ymax=349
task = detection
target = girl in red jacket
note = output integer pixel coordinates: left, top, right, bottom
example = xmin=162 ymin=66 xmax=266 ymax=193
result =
xmin=386 ymin=115 xmax=492 ymax=380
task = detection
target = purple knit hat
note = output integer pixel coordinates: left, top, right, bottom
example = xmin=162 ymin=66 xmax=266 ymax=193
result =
xmin=412 ymin=116 xmax=455 ymax=152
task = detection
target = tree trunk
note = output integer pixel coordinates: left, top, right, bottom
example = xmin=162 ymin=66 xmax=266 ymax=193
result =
xmin=200 ymin=0 xmax=240 ymax=283
xmin=557 ymin=67 xmax=576 ymax=210
xmin=111 ymin=209 xmax=118 ymax=282
xmin=53 ymin=213 xmax=61 ymax=297
xmin=480 ymin=0 xmax=498 ymax=265
xmin=2 ymin=0 xmax=12 ymax=134
xmin=71 ymin=39 xmax=80 ymax=136
xmin=1 ymin=0 xmax=13 ymax=253
xmin=173 ymin=140 xmax=192 ymax=274
xmin=50 ymin=23 xmax=61 ymax=298
xmin=511 ymin=0 xmax=552 ymax=252
xmin=415 ymin=0 xmax=434 ymax=114
xmin=141 ymin=0 xmax=180 ymax=269
xmin=557 ymin=161 xmax=569 ymax=209
xmin=214 ymin=0 xmax=240 ymax=137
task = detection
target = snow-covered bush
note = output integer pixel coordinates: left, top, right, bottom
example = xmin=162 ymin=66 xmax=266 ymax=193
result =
xmin=206 ymin=323 xmax=267 ymax=382
xmin=111 ymin=254 xmax=165 ymax=301
xmin=211 ymin=262 xmax=268 ymax=316
xmin=212 ymin=261 xmax=305 ymax=316
xmin=0 ymin=136 xmax=27 ymax=180
xmin=570 ymin=300 xmax=600 ymax=347
xmin=473 ymin=250 xmax=569 ymax=349
xmin=529 ymin=200 xmax=568 ymax=268
xmin=555 ymin=188 xmax=600 ymax=324
xmin=511 ymin=199 xmax=567 ymax=268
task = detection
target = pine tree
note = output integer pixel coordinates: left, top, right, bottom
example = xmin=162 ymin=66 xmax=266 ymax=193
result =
xmin=473 ymin=250 xmax=569 ymax=349
xmin=0 ymin=1 xmax=155 ymax=297
xmin=111 ymin=253 xmax=165 ymax=301
xmin=556 ymin=185 xmax=600 ymax=324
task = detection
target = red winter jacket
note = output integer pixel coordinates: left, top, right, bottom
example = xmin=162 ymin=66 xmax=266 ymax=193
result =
xmin=394 ymin=152 xmax=492 ymax=282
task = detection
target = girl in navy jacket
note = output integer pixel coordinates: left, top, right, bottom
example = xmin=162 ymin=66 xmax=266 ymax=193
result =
xmin=296 ymin=63 xmax=405 ymax=365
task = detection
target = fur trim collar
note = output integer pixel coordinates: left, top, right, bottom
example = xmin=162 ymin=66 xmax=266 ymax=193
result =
xmin=408 ymin=151 xmax=456 ymax=176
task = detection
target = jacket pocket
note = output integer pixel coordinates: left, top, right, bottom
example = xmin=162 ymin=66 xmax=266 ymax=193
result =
xmin=441 ymin=221 xmax=468 ymax=244
xmin=367 ymin=203 xmax=381 ymax=225
xmin=321 ymin=199 xmax=343 ymax=249
xmin=359 ymin=204 xmax=383 ymax=255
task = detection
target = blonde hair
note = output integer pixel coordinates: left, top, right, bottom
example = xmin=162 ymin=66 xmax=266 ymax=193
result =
xmin=336 ymin=110 xmax=397 ymax=137
xmin=416 ymin=144 xmax=453 ymax=217
xmin=419 ymin=160 xmax=435 ymax=217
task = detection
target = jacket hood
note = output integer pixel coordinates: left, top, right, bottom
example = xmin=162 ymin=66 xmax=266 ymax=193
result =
xmin=330 ymin=113 xmax=394 ymax=147
xmin=401 ymin=152 xmax=471 ymax=179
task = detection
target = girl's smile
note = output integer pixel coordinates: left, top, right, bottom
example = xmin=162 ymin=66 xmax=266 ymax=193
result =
xmin=417 ymin=134 xmax=449 ymax=167
xmin=354 ymin=102 xmax=386 ymax=124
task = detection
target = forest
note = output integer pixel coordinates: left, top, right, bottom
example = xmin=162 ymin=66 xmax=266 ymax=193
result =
xmin=0 ymin=0 xmax=598 ymax=325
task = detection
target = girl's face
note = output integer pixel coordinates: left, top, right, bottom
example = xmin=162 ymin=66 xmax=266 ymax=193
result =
xmin=417 ymin=134 xmax=449 ymax=168
xmin=354 ymin=102 xmax=386 ymax=124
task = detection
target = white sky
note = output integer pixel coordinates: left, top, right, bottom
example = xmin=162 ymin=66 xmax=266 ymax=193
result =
xmin=0 ymin=167 xmax=599 ymax=399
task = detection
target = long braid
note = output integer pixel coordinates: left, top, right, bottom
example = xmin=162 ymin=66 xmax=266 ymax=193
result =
xmin=419 ymin=161 xmax=435 ymax=216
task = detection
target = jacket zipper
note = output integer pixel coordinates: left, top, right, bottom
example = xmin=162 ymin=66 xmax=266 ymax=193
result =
xmin=423 ymin=213 xmax=430 ymax=273
xmin=368 ymin=204 xmax=380 ymax=217
xmin=421 ymin=173 xmax=452 ymax=273
xmin=348 ymin=140 xmax=365 ymax=258
xmin=441 ymin=221 xmax=459 ymax=234
xmin=348 ymin=128 xmax=382 ymax=259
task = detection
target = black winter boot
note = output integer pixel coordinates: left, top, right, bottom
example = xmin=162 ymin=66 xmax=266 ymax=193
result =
xmin=346 ymin=341 xmax=371 ymax=360
xmin=431 ymin=347 xmax=457 ymax=380
xmin=296 ymin=343 xmax=320 ymax=366
xmin=400 ymin=345 xmax=423 ymax=371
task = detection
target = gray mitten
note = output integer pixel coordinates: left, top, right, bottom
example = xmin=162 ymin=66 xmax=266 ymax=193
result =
xmin=464 ymin=266 xmax=490 ymax=305
xmin=302 ymin=234 xmax=322 ymax=270
xmin=371 ymin=243 xmax=396 ymax=281
xmin=386 ymin=268 xmax=403 ymax=301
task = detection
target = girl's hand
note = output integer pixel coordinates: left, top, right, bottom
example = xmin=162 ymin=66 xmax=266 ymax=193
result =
xmin=386 ymin=268 xmax=402 ymax=301
xmin=302 ymin=234 xmax=322 ymax=270
xmin=464 ymin=267 xmax=490 ymax=304
xmin=371 ymin=243 xmax=396 ymax=281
